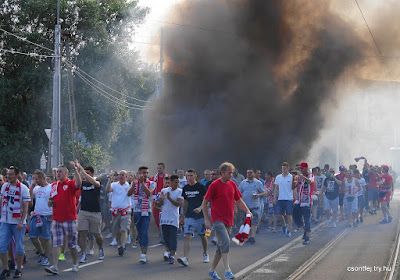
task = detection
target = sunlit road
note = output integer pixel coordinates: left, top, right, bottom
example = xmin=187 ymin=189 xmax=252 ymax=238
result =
xmin=21 ymin=191 xmax=399 ymax=280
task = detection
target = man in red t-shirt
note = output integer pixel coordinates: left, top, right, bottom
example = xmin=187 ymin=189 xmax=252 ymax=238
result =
xmin=378 ymin=165 xmax=393 ymax=224
xmin=151 ymin=163 xmax=169 ymax=232
xmin=45 ymin=161 xmax=82 ymax=275
xmin=201 ymin=162 xmax=251 ymax=280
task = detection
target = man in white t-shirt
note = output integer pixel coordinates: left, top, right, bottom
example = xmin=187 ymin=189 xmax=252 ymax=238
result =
xmin=0 ymin=166 xmax=30 ymax=279
xmin=177 ymin=169 xmax=187 ymax=189
xmin=157 ymin=175 xmax=183 ymax=264
xmin=354 ymin=169 xmax=366 ymax=224
xmin=273 ymin=162 xmax=294 ymax=237
xmin=29 ymin=169 xmax=53 ymax=266
xmin=106 ymin=170 xmax=131 ymax=257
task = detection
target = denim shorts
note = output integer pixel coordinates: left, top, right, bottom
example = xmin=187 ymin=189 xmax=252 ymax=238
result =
xmin=0 ymin=223 xmax=26 ymax=255
xmin=29 ymin=215 xmax=52 ymax=239
xmin=184 ymin=218 xmax=206 ymax=236
xmin=276 ymin=200 xmax=293 ymax=215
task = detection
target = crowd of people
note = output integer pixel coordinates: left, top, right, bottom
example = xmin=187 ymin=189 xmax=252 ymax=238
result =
xmin=0 ymin=158 xmax=396 ymax=279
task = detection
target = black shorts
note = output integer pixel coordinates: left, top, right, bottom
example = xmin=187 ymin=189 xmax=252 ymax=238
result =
xmin=339 ymin=193 xmax=345 ymax=206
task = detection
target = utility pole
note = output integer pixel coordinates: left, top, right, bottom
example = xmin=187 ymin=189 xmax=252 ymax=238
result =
xmin=63 ymin=31 xmax=79 ymax=160
xmin=50 ymin=0 xmax=61 ymax=168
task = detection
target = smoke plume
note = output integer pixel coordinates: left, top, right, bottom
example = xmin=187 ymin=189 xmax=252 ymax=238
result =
xmin=144 ymin=0 xmax=369 ymax=172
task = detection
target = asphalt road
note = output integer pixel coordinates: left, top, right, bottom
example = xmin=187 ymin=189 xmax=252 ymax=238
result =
xmin=20 ymin=192 xmax=400 ymax=280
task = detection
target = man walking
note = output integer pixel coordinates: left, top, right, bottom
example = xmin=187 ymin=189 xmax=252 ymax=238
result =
xmin=128 ymin=167 xmax=155 ymax=264
xmin=29 ymin=169 xmax=52 ymax=267
xmin=45 ymin=162 xmax=82 ymax=275
xmin=201 ymin=162 xmax=252 ymax=280
xmin=0 ymin=167 xmax=30 ymax=279
xmin=107 ymin=170 xmax=131 ymax=256
xmin=77 ymin=165 xmax=104 ymax=263
xmin=238 ymin=169 xmax=265 ymax=244
xmin=178 ymin=169 xmax=209 ymax=266
xmin=273 ymin=162 xmax=294 ymax=237
xmin=157 ymin=175 xmax=183 ymax=264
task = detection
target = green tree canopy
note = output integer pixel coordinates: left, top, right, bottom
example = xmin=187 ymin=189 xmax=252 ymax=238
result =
xmin=0 ymin=0 xmax=156 ymax=172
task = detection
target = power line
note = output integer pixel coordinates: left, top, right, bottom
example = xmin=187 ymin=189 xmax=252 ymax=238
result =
xmin=354 ymin=0 xmax=383 ymax=56
xmin=64 ymin=60 xmax=152 ymax=104
xmin=73 ymin=70 xmax=150 ymax=110
xmin=0 ymin=28 xmax=54 ymax=53
xmin=72 ymin=68 xmax=153 ymax=110
xmin=0 ymin=48 xmax=57 ymax=58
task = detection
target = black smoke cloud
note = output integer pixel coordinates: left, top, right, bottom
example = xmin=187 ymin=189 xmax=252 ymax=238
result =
xmin=144 ymin=0 xmax=367 ymax=172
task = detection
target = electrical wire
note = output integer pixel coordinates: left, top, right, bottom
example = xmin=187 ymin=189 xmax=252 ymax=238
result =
xmin=0 ymin=48 xmax=57 ymax=58
xmin=72 ymin=68 xmax=153 ymax=110
xmin=64 ymin=60 xmax=152 ymax=104
xmin=0 ymin=28 xmax=54 ymax=53
xmin=354 ymin=0 xmax=382 ymax=56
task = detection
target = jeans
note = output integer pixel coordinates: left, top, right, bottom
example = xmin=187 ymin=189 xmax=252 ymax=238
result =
xmin=162 ymin=225 xmax=177 ymax=251
xmin=0 ymin=223 xmax=26 ymax=255
xmin=134 ymin=213 xmax=151 ymax=249
xmin=301 ymin=206 xmax=311 ymax=233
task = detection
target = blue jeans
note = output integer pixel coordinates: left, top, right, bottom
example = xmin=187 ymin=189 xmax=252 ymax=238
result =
xmin=0 ymin=223 xmax=26 ymax=255
xmin=301 ymin=206 xmax=311 ymax=233
xmin=29 ymin=216 xmax=52 ymax=239
xmin=134 ymin=213 xmax=151 ymax=249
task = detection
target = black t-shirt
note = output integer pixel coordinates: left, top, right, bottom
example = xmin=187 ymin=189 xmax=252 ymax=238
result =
xmin=81 ymin=180 xmax=101 ymax=212
xmin=182 ymin=182 xmax=206 ymax=219
xmin=324 ymin=178 xmax=339 ymax=200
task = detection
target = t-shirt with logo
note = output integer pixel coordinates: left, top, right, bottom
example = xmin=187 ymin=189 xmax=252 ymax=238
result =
xmin=182 ymin=183 xmax=207 ymax=219
xmin=324 ymin=178 xmax=339 ymax=200
xmin=380 ymin=174 xmax=393 ymax=193
xmin=204 ymin=179 xmax=242 ymax=226
xmin=0 ymin=182 xmax=30 ymax=224
xmin=80 ymin=180 xmax=101 ymax=212
xmin=52 ymin=179 xmax=79 ymax=222
xmin=110 ymin=182 xmax=131 ymax=211
xmin=33 ymin=184 xmax=52 ymax=216
xmin=315 ymin=175 xmax=326 ymax=191
xmin=160 ymin=187 xmax=183 ymax=228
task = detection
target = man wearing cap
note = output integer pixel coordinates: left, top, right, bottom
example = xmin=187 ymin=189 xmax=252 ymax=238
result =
xmin=378 ymin=165 xmax=393 ymax=224
xmin=336 ymin=166 xmax=347 ymax=220
xmin=293 ymin=162 xmax=315 ymax=245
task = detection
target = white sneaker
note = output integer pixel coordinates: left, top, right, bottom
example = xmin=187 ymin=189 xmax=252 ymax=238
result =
xmin=79 ymin=254 xmax=87 ymax=264
xmin=140 ymin=254 xmax=147 ymax=264
xmin=109 ymin=238 xmax=118 ymax=246
xmin=203 ymin=253 xmax=209 ymax=263
xmin=177 ymin=257 xmax=188 ymax=266
xmin=163 ymin=251 xmax=169 ymax=261
xmin=105 ymin=233 xmax=113 ymax=239
xmin=42 ymin=257 xmax=50 ymax=266
xmin=87 ymin=248 xmax=94 ymax=255
xmin=332 ymin=222 xmax=337 ymax=228
xmin=72 ymin=264 xmax=79 ymax=272
xmin=326 ymin=220 xmax=331 ymax=227
xmin=77 ymin=245 xmax=81 ymax=253
xmin=127 ymin=234 xmax=131 ymax=244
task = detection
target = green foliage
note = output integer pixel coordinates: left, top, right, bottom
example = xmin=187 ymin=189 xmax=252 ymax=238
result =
xmin=0 ymin=0 xmax=156 ymax=172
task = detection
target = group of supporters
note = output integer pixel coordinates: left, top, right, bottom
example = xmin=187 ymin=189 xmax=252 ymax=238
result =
xmin=0 ymin=158 xmax=395 ymax=280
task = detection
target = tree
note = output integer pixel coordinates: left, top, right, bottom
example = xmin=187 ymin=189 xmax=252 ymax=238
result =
xmin=0 ymin=0 xmax=156 ymax=172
